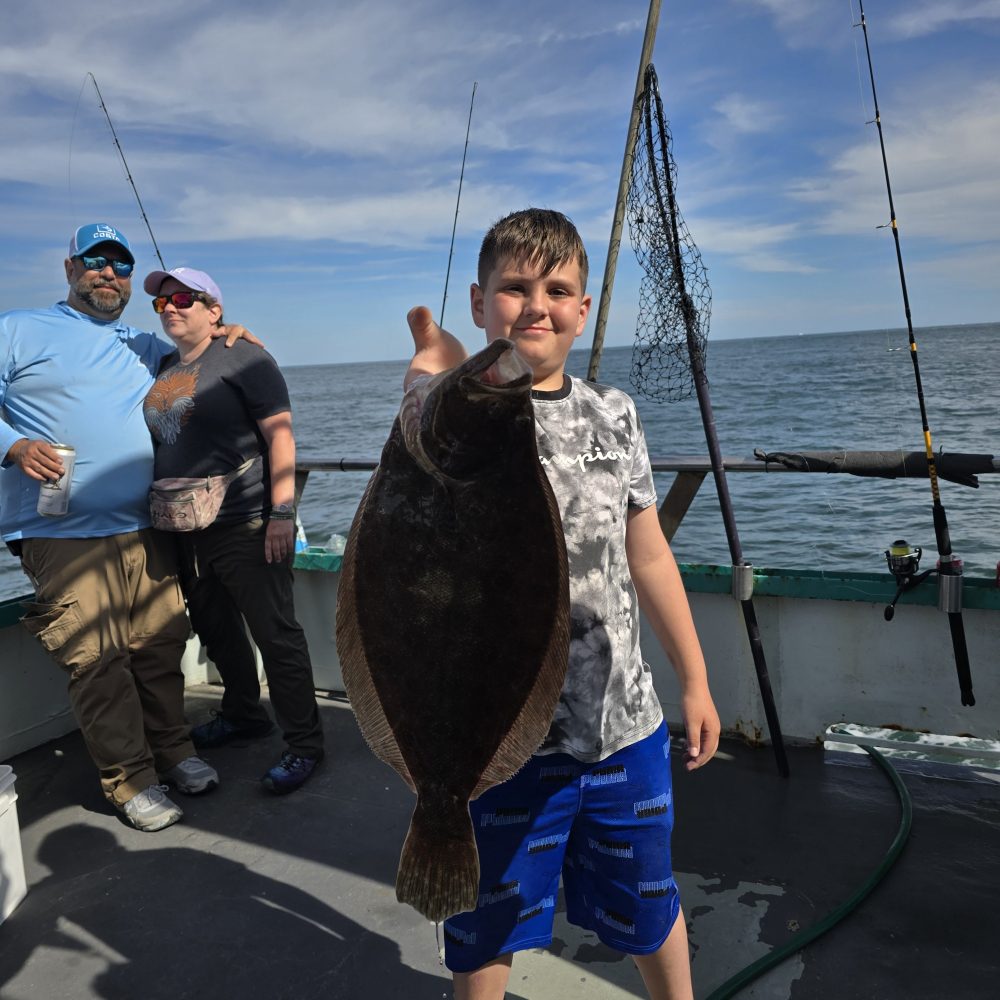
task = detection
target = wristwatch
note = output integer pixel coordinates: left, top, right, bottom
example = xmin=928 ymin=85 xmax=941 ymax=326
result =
xmin=270 ymin=503 xmax=296 ymax=520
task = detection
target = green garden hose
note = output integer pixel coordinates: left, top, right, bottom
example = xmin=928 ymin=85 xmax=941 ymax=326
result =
xmin=704 ymin=746 xmax=913 ymax=1000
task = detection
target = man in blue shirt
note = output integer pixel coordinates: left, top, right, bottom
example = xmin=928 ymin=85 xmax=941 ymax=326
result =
xmin=0 ymin=224 xmax=227 ymax=831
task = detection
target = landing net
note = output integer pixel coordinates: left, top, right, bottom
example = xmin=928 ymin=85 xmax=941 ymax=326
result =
xmin=627 ymin=64 xmax=711 ymax=403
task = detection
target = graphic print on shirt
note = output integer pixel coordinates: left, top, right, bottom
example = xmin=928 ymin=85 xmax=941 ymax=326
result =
xmin=144 ymin=366 xmax=199 ymax=445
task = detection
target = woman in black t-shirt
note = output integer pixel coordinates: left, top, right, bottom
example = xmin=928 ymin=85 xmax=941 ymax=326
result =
xmin=143 ymin=266 xmax=324 ymax=795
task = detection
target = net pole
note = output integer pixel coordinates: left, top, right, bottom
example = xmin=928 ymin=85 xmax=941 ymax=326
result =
xmin=643 ymin=69 xmax=789 ymax=776
xmin=587 ymin=0 xmax=662 ymax=382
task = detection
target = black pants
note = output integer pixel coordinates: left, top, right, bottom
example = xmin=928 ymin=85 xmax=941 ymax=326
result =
xmin=178 ymin=519 xmax=324 ymax=758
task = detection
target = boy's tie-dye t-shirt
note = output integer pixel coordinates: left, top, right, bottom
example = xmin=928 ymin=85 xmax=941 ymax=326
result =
xmin=531 ymin=375 xmax=664 ymax=762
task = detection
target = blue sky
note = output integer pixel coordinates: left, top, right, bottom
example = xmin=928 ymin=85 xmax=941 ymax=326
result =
xmin=1 ymin=0 xmax=997 ymax=366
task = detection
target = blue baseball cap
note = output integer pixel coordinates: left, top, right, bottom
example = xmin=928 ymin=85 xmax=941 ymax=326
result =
xmin=143 ymin=267 xmax=224 ymax=308
xmin=69 ymin=223 xmax=135 ymax=264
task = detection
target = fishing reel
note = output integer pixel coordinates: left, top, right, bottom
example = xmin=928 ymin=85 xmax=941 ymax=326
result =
xmin=883 ymin=539 xmax=932 ymax=621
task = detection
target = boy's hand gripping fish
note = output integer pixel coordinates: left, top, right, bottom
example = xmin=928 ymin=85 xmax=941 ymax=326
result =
xmin=336 ymin=339 xmax=570 ymax=921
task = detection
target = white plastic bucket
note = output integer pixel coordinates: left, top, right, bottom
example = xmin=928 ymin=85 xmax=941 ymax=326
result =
xmin=0 ymin=764 xmax=27 ymax=923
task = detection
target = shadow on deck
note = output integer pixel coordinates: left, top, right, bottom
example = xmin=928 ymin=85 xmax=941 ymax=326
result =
xmin=1 ymin=687 xmax=998 ymax=1000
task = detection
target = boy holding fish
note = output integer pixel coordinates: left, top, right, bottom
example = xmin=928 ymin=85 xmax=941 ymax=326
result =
xmin=405 ymin=208 xmax=720 ymax=1000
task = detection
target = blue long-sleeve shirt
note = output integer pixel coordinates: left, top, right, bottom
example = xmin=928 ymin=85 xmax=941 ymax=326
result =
xmin=0 ymin=302 xmax=173 ymax=540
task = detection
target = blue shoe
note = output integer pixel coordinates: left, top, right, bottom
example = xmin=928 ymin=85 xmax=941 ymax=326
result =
xmin=191 ymin=711 xmax=274 ymax=749
xmin=262 ymin=751 xmax=320 ymax=794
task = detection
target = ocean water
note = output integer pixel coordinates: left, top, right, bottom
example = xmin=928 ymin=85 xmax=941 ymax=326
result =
xmin=2 ymin=322 xmax=997 ymax=600
xmin=289 ymin=321 xmax=1000 ymax=581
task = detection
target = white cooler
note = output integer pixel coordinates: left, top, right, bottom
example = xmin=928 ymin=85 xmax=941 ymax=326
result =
xmin=0 ymin=764 xmax=27 ymax=923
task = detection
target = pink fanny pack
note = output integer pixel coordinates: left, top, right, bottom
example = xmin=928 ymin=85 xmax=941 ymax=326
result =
xmin=149 ymin=459 xmax=254 ymax=532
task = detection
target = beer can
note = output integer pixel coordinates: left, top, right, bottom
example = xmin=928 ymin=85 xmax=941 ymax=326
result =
xmin=36 ymin=444 xmax=76 ymax=517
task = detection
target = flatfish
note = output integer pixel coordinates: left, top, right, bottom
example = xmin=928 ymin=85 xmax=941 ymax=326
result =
xmin=336 ymin=338 xmax=570 ymax=921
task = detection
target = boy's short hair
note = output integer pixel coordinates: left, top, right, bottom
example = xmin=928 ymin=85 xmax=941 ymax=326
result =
xmin=478 ymin=208 xmax=589 ymax=292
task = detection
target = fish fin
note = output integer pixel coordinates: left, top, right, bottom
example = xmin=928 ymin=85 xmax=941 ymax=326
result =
xmin=471 ymin=627 xmax=567 ymax=797
xmin=336 ymin=497 xmax=416 ymax=791
xmin=396 ymin=792 xmax=479 ymax=922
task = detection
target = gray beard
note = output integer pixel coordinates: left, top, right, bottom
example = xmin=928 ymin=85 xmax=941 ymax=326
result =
xmin=78 ymin=285 xmax=128 ymax=315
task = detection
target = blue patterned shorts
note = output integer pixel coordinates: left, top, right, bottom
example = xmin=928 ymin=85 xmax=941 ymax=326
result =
xmin=443 ymin=720 xmax=679 ymax=973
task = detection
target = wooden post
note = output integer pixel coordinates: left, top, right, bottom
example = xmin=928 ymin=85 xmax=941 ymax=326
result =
xmin=587 ymin=0 xmax=662 ymax=381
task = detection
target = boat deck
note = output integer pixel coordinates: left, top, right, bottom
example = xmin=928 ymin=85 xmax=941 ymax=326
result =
xmin=1 ymin=685 xmax=997 ymax=1000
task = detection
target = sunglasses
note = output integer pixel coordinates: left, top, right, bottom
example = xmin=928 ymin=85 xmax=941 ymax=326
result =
xmin=75 ymin=255 xmax=134 ymax=277
xmin=152 ymin=291 xmax=207 ymax=314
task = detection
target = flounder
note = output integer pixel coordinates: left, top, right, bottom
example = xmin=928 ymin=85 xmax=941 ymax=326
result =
xmin=335 ymin=338 xmax=570 ymax=921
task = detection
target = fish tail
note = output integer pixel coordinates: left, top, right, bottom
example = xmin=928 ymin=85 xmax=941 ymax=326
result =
xmin=396 ymin=791 xmax=479 ymax=922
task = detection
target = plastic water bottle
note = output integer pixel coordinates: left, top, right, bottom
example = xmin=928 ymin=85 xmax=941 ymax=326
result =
xmin=325 ymin=533 xmax=347 ymax=555
xmin=294 ymin=516 xmax=309 ymax=554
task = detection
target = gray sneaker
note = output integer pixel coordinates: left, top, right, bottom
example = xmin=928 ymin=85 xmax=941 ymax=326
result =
xmin=122 ymin=784 xmax=183 ymax=832
xmin=160 ymin=756 xmax=219 ymax=795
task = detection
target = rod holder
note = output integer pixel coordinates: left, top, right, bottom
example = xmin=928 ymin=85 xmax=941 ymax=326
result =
xmin=732 ymin=563 xmax=754 ymax=601
xmin=938 ymin=572 xmax=963 ymax=614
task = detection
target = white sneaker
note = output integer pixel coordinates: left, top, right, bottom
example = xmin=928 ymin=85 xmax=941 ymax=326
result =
xmin=161 ymin=755 xmax=219 ymax=795
xmin=123 ymin=784 xmax=183 ymax=832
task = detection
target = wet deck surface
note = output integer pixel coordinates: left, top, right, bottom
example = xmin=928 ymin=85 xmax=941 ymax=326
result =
xmin=1 ymin=686 xmax=998 ymax=999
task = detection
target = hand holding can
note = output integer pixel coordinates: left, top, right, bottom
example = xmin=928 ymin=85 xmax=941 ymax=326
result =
xmin=36 ymin=444 xmax=76 ymax=517
xmin=10 ymin=439 xmax=65 ymax=481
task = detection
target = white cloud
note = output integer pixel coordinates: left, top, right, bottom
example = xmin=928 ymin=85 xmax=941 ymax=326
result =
xmin=537 ymin=18 xmax=646 ymax=44
xmin=886 ymin=0 xmax=1000 ymax=39
xmin=173 ymin=183 xmax=529 ymax=249
xmin=713 ymin=94 xmax=784 ymax=134
xmin=795 ymin=81 xmax=1000 ymax=241
xmin=688 ymin=217 xmax=820 ymax=274
xmin=736 ymin=0 xmax=850 ymax=50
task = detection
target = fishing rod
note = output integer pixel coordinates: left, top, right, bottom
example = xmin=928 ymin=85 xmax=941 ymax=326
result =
xmin=629 ymin=64 xmax=789 ymax=777
xmin=440 ymin=81 xmax=477 ymax=327
xmin=88 ymin=72 xmax=166 ymax=269
xmin=855 ymin=1 xmax=974 ymax=706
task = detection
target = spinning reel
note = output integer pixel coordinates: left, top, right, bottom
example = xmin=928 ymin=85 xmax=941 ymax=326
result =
xmin=883 ymin=539 xmax=932 ymax=621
